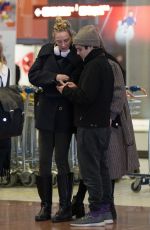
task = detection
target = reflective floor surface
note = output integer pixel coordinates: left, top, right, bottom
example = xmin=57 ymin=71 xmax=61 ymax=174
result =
xmin=0 ymin=201 xmax=150 ymax=230
xmin=1 ymin=159 xmax=150 ymax=230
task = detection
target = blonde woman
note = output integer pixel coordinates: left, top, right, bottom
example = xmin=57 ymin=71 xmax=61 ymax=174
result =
xmin=28 ymin=17 xmax=83 ymax=222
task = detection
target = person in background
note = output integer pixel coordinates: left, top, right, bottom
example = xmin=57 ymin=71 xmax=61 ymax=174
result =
xmin=0 ymin=42 xmax=11 ymax=180
xmin=28 ymin=17 xmax=83 ymax=223
xmin=15 ymin=64 xmax=20 ymax=85
xmin=57 ymin=25 xmax=114 ymax=227
xmin=122 ymin=10 xmax=136 ymax=29
xmin=71 ymin=51 xmax=139 ymax=221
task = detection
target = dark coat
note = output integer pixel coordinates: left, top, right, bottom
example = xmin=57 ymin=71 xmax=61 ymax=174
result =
xmin=107 ymin=59 xmax=139 ymax=179
xmin=28 ymin=43 xmax=83 ymax=132
xmin=0 ymin=65 xmax=11 ymax=179
xmin=63 ymin=48 xmax=114 ymax=128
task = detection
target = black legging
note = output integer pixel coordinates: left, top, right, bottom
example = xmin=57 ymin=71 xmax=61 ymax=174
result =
xmin=38 ymin=130 xmax=72 ymax=176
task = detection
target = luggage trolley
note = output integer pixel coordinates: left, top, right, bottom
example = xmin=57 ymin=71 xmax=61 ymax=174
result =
xmin=1 ymin=86 xmax=39 ymax=187
xmin=18 ymin=86 xmax=39 ymax=187
xmin=126 ymin=85 xmax=150 ymax=192
xmin=1 ymin=86 xmax=80 ymax=187
xmin=69 ymin=134 xmax=80 ymax=184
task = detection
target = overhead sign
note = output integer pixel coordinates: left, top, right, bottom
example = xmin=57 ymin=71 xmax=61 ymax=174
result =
xmin=33 ymin=4 xmax=110 ymax=18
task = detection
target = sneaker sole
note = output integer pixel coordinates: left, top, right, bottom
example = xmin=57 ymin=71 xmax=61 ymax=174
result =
xmin=104 ymin=219 xmax=114 ymax=224
xmin=70 ymin=221 xmax=105 ymax=227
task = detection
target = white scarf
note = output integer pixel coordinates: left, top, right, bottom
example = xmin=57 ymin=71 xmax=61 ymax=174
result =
xmin=54 ymin=46 xmax=70 ymax=57
xmin=0 ymin=64 xmax=9 ymax=87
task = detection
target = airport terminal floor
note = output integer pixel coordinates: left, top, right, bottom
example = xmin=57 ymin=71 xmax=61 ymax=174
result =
xmin=0 ymin=159 xmax=150 ymax=230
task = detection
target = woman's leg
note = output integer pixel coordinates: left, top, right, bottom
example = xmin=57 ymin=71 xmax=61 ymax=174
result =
xmin=52 ymin=132 xmax=73 ymax=222
xmin=54 ymin=132 xmax=72 ymax=174
xmin=35 ymin=130 xmax=54 ymax=221
xmin=38 ymin=130 xmax=54 ymax=176
xmin=0 ymin=138 xmax=11 ymax=178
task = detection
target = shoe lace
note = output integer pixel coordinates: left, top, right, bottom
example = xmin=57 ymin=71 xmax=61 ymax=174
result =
xmin=80 ymin=212 xmax=91 ymax=220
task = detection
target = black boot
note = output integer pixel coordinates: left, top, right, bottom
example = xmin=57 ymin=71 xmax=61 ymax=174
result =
xmin=110 ymin=179 xmax=117 ymax=221
xmin=52 ymin=173 xmax=73 ymax=223
xmin=110 ymin=202 xmax=117 ymax=221
xmin=35 ymin=175 xmax=52 ymax=221
xmin=72 ymin=179 xmax=86 ymax=218
xmin=72 ymin=196 xmax=85 ymax=218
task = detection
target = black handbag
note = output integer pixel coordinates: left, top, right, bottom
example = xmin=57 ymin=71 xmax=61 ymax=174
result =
xmin=0 ymin=86 xmax=24 ymax=139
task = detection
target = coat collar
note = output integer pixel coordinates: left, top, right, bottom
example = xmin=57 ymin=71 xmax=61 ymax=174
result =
xmin=38 ymin=43 xmax=54 ymax=57
xmin=38 ymin=43 xmax=76 ymax=58
xmin=84 ymin=48 xmax=105 ymax=65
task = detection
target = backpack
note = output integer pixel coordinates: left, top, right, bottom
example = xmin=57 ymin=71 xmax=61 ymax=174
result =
xmin=0 ymin=66 xmax=24 ymax=139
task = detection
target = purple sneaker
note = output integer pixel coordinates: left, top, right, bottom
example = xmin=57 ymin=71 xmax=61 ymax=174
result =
xmin=100 ymin=204 xmax=114 ymax=224
xmin=70 ymin=211 xmax=105 ymax=227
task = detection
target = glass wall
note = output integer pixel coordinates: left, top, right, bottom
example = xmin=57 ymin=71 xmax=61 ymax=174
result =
xmin=126 ymin=0 xmax=150 ymax=118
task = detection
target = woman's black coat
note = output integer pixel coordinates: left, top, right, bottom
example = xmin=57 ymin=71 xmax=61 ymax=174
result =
xmin=28 ymin=43 xmax=83 ymax=132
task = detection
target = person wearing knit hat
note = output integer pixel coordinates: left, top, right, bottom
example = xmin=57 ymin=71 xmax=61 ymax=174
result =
xmin=73 ymin=25 xmax=102 ymax=48
xmin=56 ymin=25 xmax=114 ymax=227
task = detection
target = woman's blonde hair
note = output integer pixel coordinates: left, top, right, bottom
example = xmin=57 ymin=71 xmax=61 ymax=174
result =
xmin=53 ymin=17 xmax=74 ymax=37
xmin=0 ymin=42 xmax=7 ymax=69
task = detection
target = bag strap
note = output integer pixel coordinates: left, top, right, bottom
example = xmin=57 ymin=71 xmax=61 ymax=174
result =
xmin=6 ymin=68 xmax=10 ymax=87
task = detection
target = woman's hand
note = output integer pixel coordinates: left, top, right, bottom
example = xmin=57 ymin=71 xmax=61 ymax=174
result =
xmin=66 ymin=82 xmax=77 ymax=88
xmin=56 ymin=83 xmax=66 ymax=94
xmin=56 ymin=81 xmax=78 ymax=94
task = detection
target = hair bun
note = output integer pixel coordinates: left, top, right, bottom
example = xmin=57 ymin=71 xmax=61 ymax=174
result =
xmin=53 ymin=17 xmax=71 ymax=32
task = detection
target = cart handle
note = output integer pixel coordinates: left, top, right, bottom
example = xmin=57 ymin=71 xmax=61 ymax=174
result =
xmin=126 ymin=85 xmax=147 ymax=99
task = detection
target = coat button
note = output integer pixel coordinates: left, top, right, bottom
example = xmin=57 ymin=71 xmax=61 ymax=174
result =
xmin=79 ymin=116 xmax=82 ymax=120
xmin=58 ymin=106 xmax=63 ymax=111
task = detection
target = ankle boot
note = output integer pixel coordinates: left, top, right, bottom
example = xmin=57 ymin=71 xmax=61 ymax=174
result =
xmin=72 ymin=179 xmax=87 ymax=218
xmin=110 ymin=202 xmax=117 ymax=220
xmin=35 ymin=202 xmax=51 ymax=221
xmin=72 ymin=195 xmax=85 ymax=218
xmin=52 ymin=173 xmax=73 ymax=223
xmin=35 ymin=175 xmax=52 ymax=221
xmin=111 ymin=180 xmax=117 ymax=220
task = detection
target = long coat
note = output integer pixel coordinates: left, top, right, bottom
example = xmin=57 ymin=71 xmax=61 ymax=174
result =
xmin=28 ymin=43 xmax=83 ymax=132
xmin=0 ymin=64 xmax=11 ymax=179
xmin=107 ymin=59 xmax=139 ymax=179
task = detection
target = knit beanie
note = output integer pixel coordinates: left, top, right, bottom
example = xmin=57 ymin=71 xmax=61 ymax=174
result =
xmin=73 ymin=25 xmax=102 ymax=48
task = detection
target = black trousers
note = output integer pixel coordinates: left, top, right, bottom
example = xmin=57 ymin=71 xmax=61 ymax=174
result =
xmin=38 ymin=130 xmax=72 ymax=176
xmin=77 ymin=127 xmax=112 ymax=211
